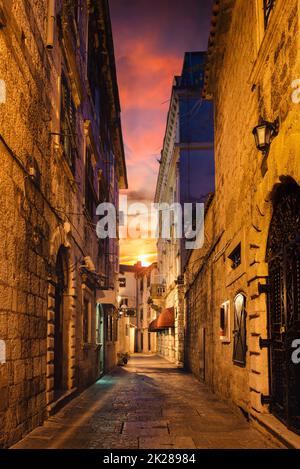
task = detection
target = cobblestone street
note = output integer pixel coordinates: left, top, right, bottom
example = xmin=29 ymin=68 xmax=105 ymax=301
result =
xmin=12 ymin=355 xmax=281 ymax=450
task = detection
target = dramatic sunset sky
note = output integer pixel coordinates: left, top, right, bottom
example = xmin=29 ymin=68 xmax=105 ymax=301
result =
xmin=110 ymin=0 xmax=214 ymax=265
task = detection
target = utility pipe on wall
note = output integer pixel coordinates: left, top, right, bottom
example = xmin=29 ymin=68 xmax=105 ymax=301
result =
xmin=46 ymin=0 xmax=55 ymax=49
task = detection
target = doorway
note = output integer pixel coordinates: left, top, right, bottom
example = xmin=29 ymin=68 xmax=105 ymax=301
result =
xmin=266 ymin=178 xmax=300 ymax=433
xmin=96 ymin=304 xmax=105 ymax=375
xmin=54 ymin=247 xmax=68 ymax=399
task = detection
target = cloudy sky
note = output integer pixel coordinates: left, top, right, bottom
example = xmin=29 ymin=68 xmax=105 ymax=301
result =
xmin=109 ymin=0 xmax=214 ymax=265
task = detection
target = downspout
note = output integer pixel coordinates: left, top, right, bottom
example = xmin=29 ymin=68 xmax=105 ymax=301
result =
xmin=46 ymin=0 xmax=56 ymax=49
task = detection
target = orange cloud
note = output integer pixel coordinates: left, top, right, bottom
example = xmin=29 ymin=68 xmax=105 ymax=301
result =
xmin=110 ymin=0 xmax=213 ymax=263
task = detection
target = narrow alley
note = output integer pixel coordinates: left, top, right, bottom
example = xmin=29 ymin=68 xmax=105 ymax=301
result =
xmin=12 ymin=355 xmax=281 ymax=450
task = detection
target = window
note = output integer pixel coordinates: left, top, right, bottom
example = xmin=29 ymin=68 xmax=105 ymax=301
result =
xmin=147 ymin=273 xmax=150 ymax=288
xmin=119 ymin=277 xmax=126 ymax=288
xmin=87 ymin=11 xmax=101 ymax=116
xmin=228 ymin=243 xmax=241 ymax=270
xmin=83 ymin=299 xmax=90 ymax=343
xmin=85 ymin=147 xmax=96 ymax=220
xmin=140 ymin=279 xmax=144 ymax=292
xmin=140 ymin=308 xmax=143 ymax=321
xmin=120 ymin=298 xmax=128 ymax=307
xmin=220 ymin=301 xmax=230 ymax=343
xmin=233 ymin=294 xmax=247 ymax=366
xmin=60 ymin=72 xmax=76 ymax=173
xmin=263 ymin=0 xmax=275 ymax=29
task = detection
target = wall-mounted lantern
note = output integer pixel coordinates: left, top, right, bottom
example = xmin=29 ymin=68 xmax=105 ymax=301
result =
xmin=252 ymin=117 xmax=279 ymax=155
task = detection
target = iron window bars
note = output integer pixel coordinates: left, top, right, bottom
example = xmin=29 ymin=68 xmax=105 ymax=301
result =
xmin=60 ymin=72 xmax=77 ymax=174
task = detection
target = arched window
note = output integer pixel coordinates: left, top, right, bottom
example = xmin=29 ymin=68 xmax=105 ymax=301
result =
xmin=233 ymin=293 xmax=247 ymax=366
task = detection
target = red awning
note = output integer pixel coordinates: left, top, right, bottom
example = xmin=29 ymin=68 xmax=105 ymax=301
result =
xmin=149 ymin=307 xmax=175 ymax=331
xmin=149 ymin=318 xmax=158 ymax=332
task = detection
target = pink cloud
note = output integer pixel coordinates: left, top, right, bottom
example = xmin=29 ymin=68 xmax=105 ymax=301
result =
xmin=109 ymin=0 xmax=213 ymax=263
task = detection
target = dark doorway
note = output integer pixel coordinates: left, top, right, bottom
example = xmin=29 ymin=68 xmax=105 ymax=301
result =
xmin=54 ymin=247 xmax=68 ymax=399
xmin=266 ymin=177 xmax=300 ymax=433
xmin=96 ymin=303 xmax=105 ymax=375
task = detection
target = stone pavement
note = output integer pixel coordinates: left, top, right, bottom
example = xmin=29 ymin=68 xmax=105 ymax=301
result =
xmin=12 ymin=354 xmax=282 ymax=449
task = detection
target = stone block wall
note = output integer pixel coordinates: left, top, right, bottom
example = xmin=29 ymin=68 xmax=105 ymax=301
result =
xmin=185 ymin=0 xmax=300 ymax=419
xmin=0 ymin=0 xmax=123 ymax=447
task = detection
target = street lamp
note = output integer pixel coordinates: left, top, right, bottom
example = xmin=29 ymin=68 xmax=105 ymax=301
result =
xmin=252 ymin=117 xmax=279 ymax=155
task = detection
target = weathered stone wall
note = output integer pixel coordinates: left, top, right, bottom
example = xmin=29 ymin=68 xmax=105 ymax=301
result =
xmin=185 ymin=0 xmax=300 ymax=418
xmin=0 ymin=0 xmax=123 ymax=447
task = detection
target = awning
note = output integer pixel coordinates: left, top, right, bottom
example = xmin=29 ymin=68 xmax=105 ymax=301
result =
xmin=149 ymin=318 xmax=158 ymax=332
xmin=97 ymin=289 xmax=118 ymax=308
xmin=149 ymin=307 xmax=175 ymax=331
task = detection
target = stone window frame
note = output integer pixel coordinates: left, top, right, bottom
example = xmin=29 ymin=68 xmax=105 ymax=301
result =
xmin=232 ymin=293 xmax=247 ymax=367
xmin=225 ymin=229 xmax=247 ymax=289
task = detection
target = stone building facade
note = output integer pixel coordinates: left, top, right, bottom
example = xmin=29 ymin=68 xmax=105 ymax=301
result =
xmin=117 ymin=264 xmax=139 ymax=355
xmin=154 ymin=51 xmax=214 ymax=365
xmin=117 ymin=262 xmax=159 ymax=355
xmin=0 ymin=0 xmax=126 ymax=448
xmin=185 ymin=0 xmax=300 ymax=440
xmin=137 ymin=262 xmax=158 ymax=354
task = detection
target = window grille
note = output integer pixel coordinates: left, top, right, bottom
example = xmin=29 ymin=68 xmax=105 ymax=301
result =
xmin=228 ymin=243 xmax=241 ymax=270
xmin=85 ymin=148 xmax=96 ymax=220
xmin=60 ymin=72 xmax=76 ymax=173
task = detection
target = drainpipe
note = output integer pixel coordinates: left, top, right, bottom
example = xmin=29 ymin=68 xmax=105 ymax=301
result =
xmin=46 ymin=0 xmax=56 ymax=49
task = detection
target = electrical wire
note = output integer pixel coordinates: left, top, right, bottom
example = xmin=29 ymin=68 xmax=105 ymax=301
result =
xmin=0 ymin=134 xmax=102 ymax=262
